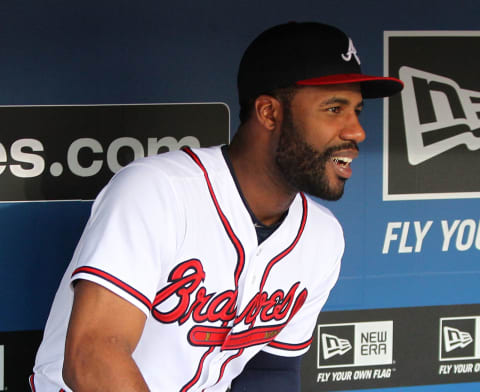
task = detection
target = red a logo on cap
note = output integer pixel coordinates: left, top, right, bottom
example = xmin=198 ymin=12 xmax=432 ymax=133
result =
xmin=341 ymin=38 xmax=361 ymax=65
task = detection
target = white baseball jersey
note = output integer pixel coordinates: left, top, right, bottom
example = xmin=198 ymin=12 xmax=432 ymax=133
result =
xmin=31 ymin=145 xmax=344 ymax=392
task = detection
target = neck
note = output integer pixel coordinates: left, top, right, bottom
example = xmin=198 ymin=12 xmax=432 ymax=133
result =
xmin=227 ymin=126 xmax=297 ymax=226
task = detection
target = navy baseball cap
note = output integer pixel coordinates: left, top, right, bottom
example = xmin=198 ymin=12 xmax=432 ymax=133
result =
xmin=237 ymin=22 xmax=403 ymax=103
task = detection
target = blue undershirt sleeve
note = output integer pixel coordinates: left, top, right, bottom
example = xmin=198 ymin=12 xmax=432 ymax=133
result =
xmin=230 ymin=351 xmax=301 ymax=392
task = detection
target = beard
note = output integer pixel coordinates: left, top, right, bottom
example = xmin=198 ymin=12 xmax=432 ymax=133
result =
xmin=275 ymin=106 xmax=357 ymax=201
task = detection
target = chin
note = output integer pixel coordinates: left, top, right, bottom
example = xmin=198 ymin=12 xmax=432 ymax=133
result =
xmin=303 ymin=181 xmax=345 ymax=201
xmin=319 ymin=190 xmax=344 ymax=201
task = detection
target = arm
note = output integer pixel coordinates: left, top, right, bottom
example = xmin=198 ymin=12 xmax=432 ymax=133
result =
xmin=230 ymin=351 xmax=301 ymax=392
xmin=63 ymin=280 xmax=149 ymax=392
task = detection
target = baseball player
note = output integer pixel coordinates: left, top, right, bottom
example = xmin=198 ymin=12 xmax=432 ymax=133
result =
xmin=30 ymin=22 xmax=402 ymax=391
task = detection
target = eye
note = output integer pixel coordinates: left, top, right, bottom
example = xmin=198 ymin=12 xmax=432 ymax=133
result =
xmin=355 ymin=108 xmax=363 ymax=117
xmin=327 ymin=106 xmax=341 ymax=113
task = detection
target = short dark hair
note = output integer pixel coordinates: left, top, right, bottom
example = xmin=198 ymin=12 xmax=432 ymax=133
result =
xmin=238 ymin=85 xmax=302 ymax=124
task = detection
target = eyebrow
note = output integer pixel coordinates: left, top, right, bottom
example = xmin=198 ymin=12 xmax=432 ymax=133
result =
xmin=322 ymin=97 xmax=364 ymax=108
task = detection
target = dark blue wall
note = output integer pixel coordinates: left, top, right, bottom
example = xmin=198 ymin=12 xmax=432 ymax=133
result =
xmin=1 ymin=1 xmax=479 ymax=391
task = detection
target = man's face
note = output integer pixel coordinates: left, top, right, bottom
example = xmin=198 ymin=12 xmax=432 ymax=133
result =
xmin=275 ymin=84 xmax=365 ymax=200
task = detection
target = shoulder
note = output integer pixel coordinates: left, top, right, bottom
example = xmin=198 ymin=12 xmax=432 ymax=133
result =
xmin=121 ymin=145 xmax=224 ymax=178
xmin=292 ymin=195 xmax=344 ymax=294
xmin=303 ymin=194 xmax=344 ymax=237
xmin=87 ymin=146 xmax=223 ymax=219
xmin=298 ymin=194 xmax=345 ymax=271
xmin=104 ymin=145 xmax=226 ymax=193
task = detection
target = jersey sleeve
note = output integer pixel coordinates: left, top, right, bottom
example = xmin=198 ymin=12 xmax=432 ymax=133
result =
xmin=263 ymin=242 xmax=343 ymax=358
xmin=70 ymin=160 xmax=183 ymax=316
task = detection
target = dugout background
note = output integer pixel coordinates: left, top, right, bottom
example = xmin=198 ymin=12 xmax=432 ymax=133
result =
xmin=1 ymin=1 xmax=479 ymax=391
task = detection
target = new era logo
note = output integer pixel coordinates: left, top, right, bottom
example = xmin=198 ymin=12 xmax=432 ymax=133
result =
xmin=439 ymin=316 xmax=479 ymax=361
xmin=384 ymin=32 xmax=480 ymax=200
xmin=443 ymin=326 xmax=473 ymax=352
xmin=317 ymin=321 xmax=393 ymax=369
xmin=321 ymin=333 xmax=352 ymax=359
xmin=399 ymin=66 xmax=480 ymax=166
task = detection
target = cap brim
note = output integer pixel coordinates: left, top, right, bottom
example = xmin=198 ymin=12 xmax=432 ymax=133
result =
xmin=296 ymin=73 xmax=404 ymax=98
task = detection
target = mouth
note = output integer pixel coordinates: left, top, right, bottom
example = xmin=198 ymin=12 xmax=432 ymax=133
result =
xmin=329 ymin=152 xmax=356 ymax=180
xmin=331 ymin=156 xmax=353 ymax=168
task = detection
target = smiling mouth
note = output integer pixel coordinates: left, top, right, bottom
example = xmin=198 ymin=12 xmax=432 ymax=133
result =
xmin=331 ymin=157 xmax=353 ymax=168
xmin=329 ymin=155 xmax=355 ymax=180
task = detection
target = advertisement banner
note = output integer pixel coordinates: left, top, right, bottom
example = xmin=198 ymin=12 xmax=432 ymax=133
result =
xmin=384 ymin=31 xmax=480 ymax=200
xmin=301 ymin=304 xmax=480 ymax=390
xmin=0 ymin=331 xmax=43 ymax=392
xmin=0 ymin=103 xmax=229 ymax=202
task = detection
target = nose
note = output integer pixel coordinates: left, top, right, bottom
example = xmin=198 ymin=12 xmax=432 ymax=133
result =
xmin=341 ymin=113 xmax=366 ymax=144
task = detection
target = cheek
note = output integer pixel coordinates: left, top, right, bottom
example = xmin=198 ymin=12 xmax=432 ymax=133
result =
xmin=301 ymin=122 xmax=336 ymax=152
xmin=289 ymin=106 xmax=337 ymax=151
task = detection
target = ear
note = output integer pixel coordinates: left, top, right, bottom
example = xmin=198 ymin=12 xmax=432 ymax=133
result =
xmin=254 ymin=95 xmax=282 ymax=130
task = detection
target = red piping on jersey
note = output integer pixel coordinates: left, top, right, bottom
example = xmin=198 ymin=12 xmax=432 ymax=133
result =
xmin=214 ymin=193 xmax=309 ymax=385
xmin=28 ymin=374 xmax=66 ymax=392
xmin=214 ymin=192 xmax=309 ymax=384
xmin=268 ymin=337 xmax=313 ymax=351
xmin=258 ymin=193 xmax=308 ymax=292
xmin=181 ymin=148 xmax=310 ymax=390
xmin=181 ymin=147 xmax=247 ymax=391
xmin=28 ymin=374 xmax=36 ymax=392
xmin=72 ymin=266 xmax=152 ymax=311
xmin=217 ymin=348 xmax=244 ymax=384
xmin=182 ymin=147 xmax=245 ymax=286
xmin=180 ymin=346 xmax=215 ymax=392
xmin=230 ymin=192 xmax=308 ymax=332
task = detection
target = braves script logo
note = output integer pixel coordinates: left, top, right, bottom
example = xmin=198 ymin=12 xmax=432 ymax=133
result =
xmin=151 ymin=259 xmax=307 ymax=349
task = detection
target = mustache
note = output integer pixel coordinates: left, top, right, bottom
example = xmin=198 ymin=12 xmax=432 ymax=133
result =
xmin=324 ymin=142 xmax=359 ymax=157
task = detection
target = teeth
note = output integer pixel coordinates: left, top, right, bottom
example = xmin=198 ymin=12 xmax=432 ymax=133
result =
xmin=332 ymin=157 xmax=352 ymax=167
